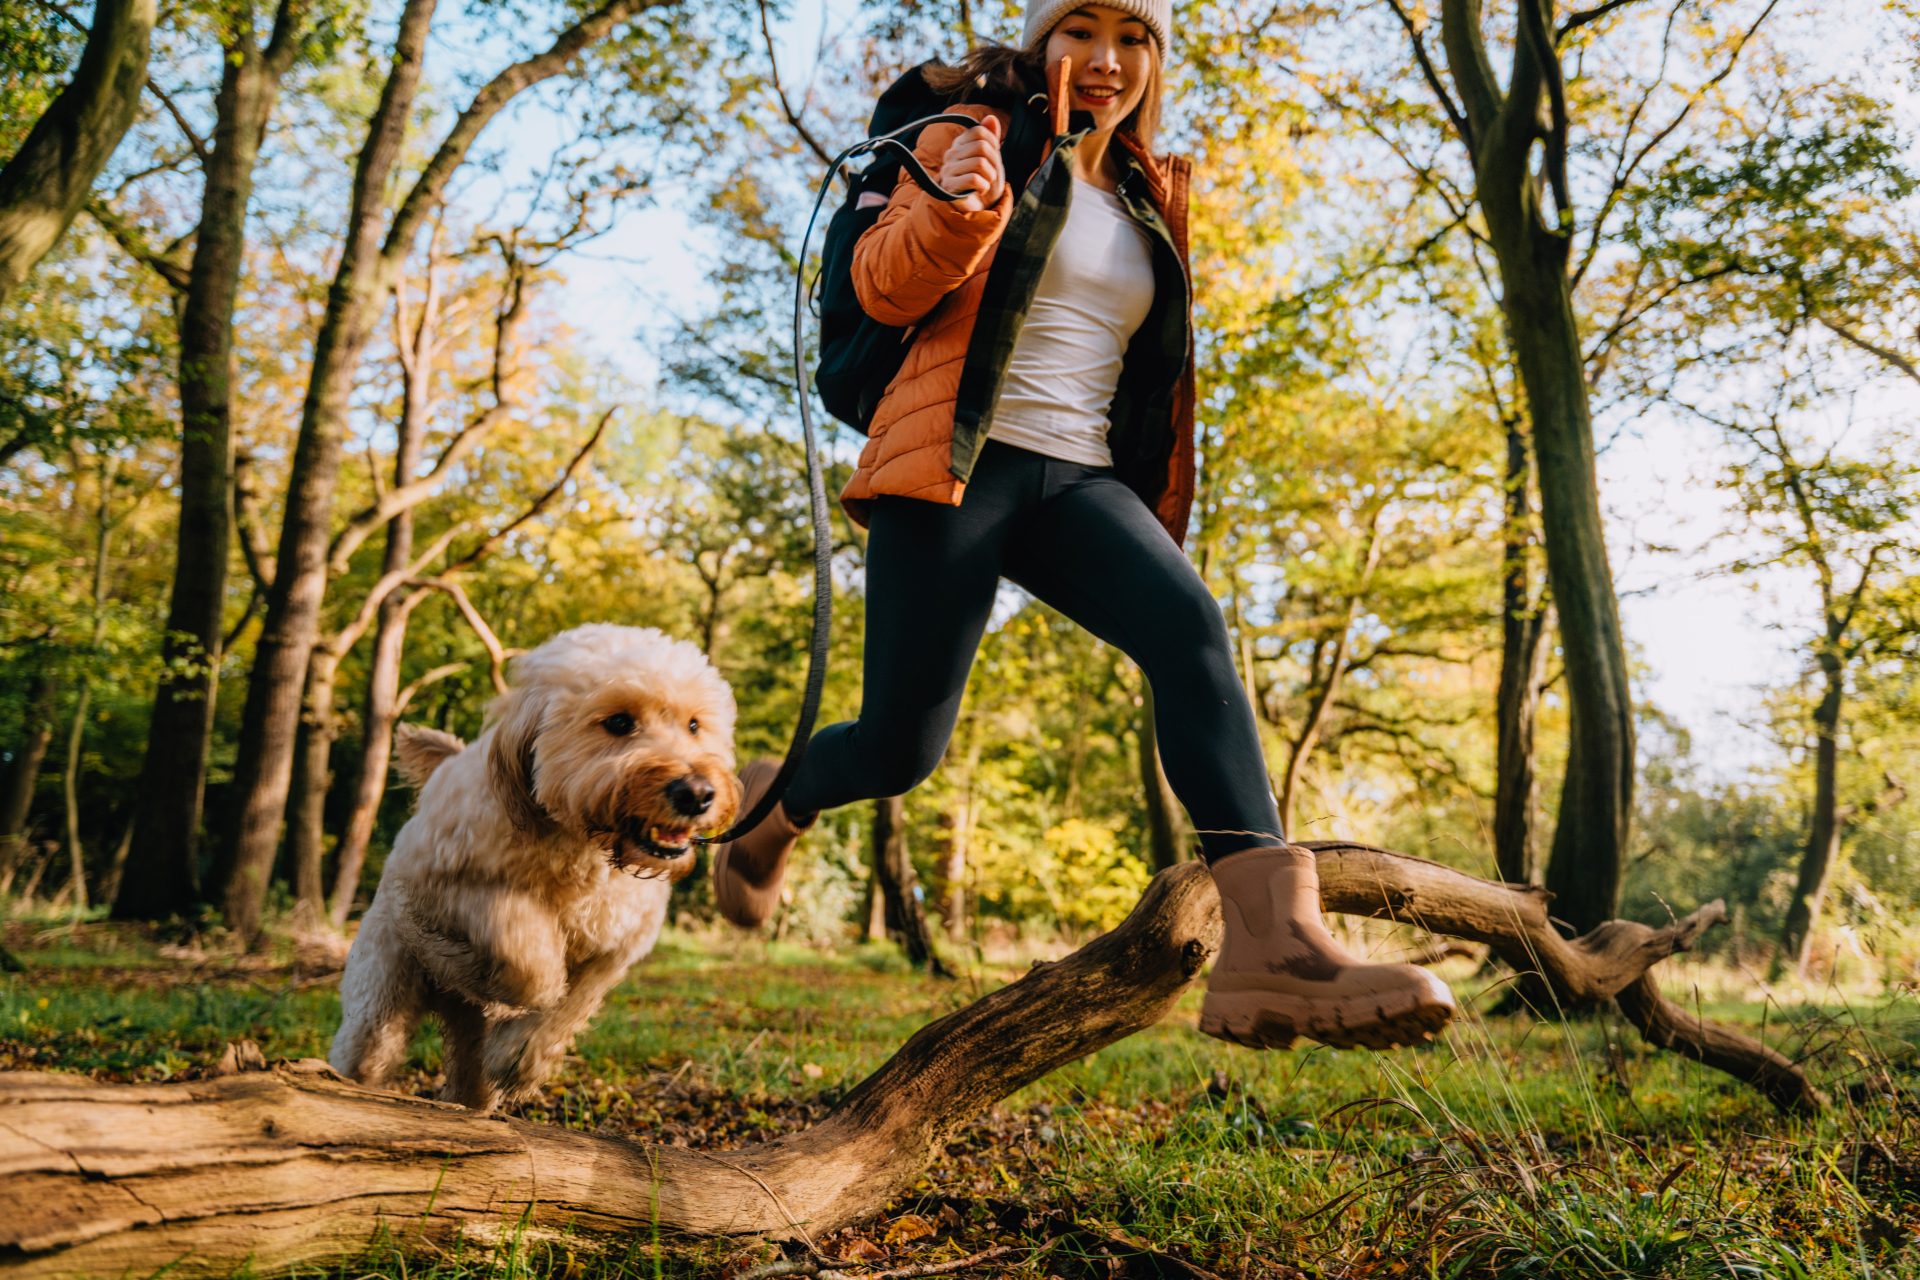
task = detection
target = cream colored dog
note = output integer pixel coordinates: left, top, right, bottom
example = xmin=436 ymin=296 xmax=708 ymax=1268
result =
xmin=330 ymin=624 xmax=742 ymax=1112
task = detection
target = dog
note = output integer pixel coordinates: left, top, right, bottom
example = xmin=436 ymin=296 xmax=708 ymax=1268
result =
xmin=329 ymin=623 xmax=742 ymax=1112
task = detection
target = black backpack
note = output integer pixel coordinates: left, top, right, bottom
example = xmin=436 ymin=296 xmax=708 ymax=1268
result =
xmin=813 ymin=62 xmax=1048 ymax=433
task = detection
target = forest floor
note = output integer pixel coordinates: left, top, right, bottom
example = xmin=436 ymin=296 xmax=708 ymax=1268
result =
xmin=3 ymin=914 xmax=1919 ymax=1279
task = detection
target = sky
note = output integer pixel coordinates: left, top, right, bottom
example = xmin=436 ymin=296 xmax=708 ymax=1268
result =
xmin=501 ymin=0 xmax=1908 ymax=787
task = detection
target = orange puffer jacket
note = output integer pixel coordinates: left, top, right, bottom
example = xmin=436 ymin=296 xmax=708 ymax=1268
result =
xmin=840 ymin=56 xmax=1197 ymax=544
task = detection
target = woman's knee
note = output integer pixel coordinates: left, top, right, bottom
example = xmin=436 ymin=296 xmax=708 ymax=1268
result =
xmin=847 ymin=716 xmax=951 ymax=796
xmin=1134 ymin=574 xmax=1234 ymax=670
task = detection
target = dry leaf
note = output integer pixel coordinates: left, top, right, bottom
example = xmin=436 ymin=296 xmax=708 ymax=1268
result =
xmin=883 ymin=1213 xmax=936 ymax=1244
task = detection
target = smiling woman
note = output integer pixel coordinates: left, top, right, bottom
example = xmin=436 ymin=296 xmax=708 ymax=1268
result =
xmin=708 ymin=0 xmax=1459 ymax=1056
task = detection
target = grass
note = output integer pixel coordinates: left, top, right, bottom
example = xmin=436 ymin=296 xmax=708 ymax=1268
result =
xmin=4 ymin=913 xmax=1920 ymax=1279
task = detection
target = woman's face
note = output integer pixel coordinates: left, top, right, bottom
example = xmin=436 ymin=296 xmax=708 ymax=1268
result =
xmin=1043 ymin=6 xmax=1156 ymax=136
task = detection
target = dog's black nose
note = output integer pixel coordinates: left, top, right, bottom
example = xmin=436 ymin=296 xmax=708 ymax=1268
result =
xmin=666 ymin=775 xmax=715 ymax=817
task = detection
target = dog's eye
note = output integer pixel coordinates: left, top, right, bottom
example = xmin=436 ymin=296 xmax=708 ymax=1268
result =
xmin=602 ymin=712 xmax=636 ymax=737
xmin=687 ymin=717 xmax=700 ymax=736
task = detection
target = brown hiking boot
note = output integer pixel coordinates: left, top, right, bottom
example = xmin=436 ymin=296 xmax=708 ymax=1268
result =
xmin=710 ymin=758 xmax=816 ymax=928
xmin=1200 ymin=845 xmax=1455 ymax=1050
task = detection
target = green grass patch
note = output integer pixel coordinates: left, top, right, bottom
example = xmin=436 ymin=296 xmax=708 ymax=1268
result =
xmin=4 ymin=918 xmax=1919 ymax=1278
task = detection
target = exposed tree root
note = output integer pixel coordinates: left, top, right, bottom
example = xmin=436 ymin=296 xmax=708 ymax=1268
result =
xmin=0 ymin=851 xmax=1818 ymax=1277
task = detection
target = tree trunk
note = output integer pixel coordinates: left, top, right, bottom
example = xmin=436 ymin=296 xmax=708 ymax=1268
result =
xmin=327 ymin=592 xmax=420 ymax=925
xmin=120 ymin=6 xmax=300 ymax=922
xmin=0 ymin=849 xmax=1824 ymax=1277
xmin=328 ymin=263 xmax=437 ymax=925
xmin=60 ymin=688 xmax=91 ymax=914
xmin=1439 ymin=3 xmax=1636 ymax=933
xmin=0 ymin=0 xmax=156 ymax=304
xmin=284 ymin=649 xmax=342 ymax=925
xmin=212 ymin=0 xmax=442 ymax=945
xmin=941 ymin=725 xmax=981 ymax=939
xmin=1780 ymin=651 xmax=1844 ymax=973
xmin=871 ymin=795 xmax=948 ymax=975
xmin=1502 ymin=243 xmax=1633 ymax=932
xmin=1137 ymin=681 xmax=1187 ymax=871
xmin=1494 ymin=423 xmax=1548 ymax=885
xmin=0 ymin=675 xmax=58 ymax=895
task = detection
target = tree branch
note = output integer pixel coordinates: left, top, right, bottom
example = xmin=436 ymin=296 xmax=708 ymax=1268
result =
xmin=442 ymin=406 xmax=614 ymax=575
xmin=379 ymin=0 xmax=669 ymax=271
xmin=1557 ymin=0 xmax=1646 ymax=38
xmin=406 ymin=576 xmax=512 ymax=694
xmin=1817 ymin=316 xmax=1920 ymax=388
xmin=756 ymin=0 xmax=833 ymax=167
xmin=85 ymin=199 xmax=191 ymax=291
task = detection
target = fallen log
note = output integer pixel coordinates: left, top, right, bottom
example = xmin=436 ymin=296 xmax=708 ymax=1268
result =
xmin=0 ymin=850 xmax=1819 ymax=1276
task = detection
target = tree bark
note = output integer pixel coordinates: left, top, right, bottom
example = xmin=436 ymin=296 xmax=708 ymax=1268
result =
xmin=1494 ymin=422 xmax=1548 ymax=885
xmin=0 ymin=849 xmax=1822 ymax=1277
xmin=283 ymin=649 xmax=341 ymax=924
xmin=119 ymin=2 xmax=304 ymax=923
xmin=1438 ymin=2 xmax=1634 ymax=931
xmin=0 ymin=0 xmax=156 ymax=304
xmin=871 ymin=795 xmax=949 ymax=975
xmin=1137 ymin=682 xmax=1187 ymax=871
xmin=0 ymin=675 xmax=58 ymax=895
xmin=1780 ymin=650 xmax=1843 ymax=972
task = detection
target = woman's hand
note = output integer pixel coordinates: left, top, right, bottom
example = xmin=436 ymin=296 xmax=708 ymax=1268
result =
xmin=937 ymin=115 xmax=1005 ymax=214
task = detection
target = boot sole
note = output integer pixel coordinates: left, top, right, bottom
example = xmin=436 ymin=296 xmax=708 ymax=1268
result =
xmin=1198 ymin=986 xmax=1455 ymax=1051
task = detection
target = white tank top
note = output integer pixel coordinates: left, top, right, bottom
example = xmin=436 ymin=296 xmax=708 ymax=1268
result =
xmin=986 ymin=178 xmax=1156 ymax=467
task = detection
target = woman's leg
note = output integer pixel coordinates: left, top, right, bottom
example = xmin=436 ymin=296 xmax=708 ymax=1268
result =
xmin=710 ymin=443 xmax=1040 ymax=927
xmin=782 ymin=444 xmax=1037 ymax=815
xmin=1000 ymin=465 xmax=1283 ymax=861
xmin=1004 ymin=462 xmax=1454 ymax=1050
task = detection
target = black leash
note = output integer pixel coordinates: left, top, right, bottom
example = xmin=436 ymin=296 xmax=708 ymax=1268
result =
xmin=693 ymin=112 xmax=980 ymax=848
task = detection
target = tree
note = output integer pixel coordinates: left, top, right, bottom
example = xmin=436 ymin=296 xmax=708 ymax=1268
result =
xmin=1611 ymin=64 xmax=1920 ymax=970
xmin=212 ymin=0 xmax=682 ymax=944
xmin=0 ymin=0 xmax=155 ymax=304
xmin=113 ymin=0 xmax=315 ymax=922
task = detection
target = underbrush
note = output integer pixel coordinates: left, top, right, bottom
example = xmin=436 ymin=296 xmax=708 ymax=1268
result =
xmin=3 ymin=913 xmax=1918 ymax=1278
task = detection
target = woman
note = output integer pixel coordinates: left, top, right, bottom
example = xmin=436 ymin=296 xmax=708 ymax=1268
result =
xmin=712 ymin=1 xmax=1454 ymax=1051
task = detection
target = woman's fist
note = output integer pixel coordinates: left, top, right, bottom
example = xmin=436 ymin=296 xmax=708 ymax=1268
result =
xmin=937 ymin=115 xmax=1005 ymax=214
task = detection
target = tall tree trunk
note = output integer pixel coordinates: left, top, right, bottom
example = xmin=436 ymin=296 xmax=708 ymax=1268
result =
xmin=1439 ymin=7 xmax=1635 ymax=931
xmin=1494 ymin=423 xmax=1548 ymax=885
xmin=328 ymin=592 xmax=418 ymax=924
xmin=60 ymin=688 xmax=91 ymax=914
xmin=284 ymin=649 xmax=342 ymax=925
xmin=1137 ymin=682 xmax=1187 ymax=870
xmin=58 ymin=453 xmax=119 ymax=916
xmin=1506 ymin=251 xmax=1633 ymax=932
xmin=0 ymin=0 xmax=156 ymax=304
xmin=212 ymin=0 xmax=441 ymax=944
xmin=871 ymin=796 xmax=948 ymax=975
xmin=328 ymin=258 xmax=437 ymax=925
xmin=0 ymin=675 xmax=58 ymax=895
xmin=120 ymin=4 xmax=301 ymax=922
xmin=1780 ymin=651 xmax=1844 ymax=973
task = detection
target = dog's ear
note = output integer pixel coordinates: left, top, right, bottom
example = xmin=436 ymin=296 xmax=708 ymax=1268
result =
xmin=394 ymin=723 xmax=464 ymax=787
xmin=486 ymin=686 xmax=553 ymax=832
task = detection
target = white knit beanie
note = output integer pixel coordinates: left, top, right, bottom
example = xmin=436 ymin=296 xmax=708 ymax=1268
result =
xmin=1023 ymin=0 xmax=1172 ymax=53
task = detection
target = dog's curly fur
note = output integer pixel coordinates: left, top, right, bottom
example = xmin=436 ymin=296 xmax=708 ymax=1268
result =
xmin=329 ymin=624 xmax=742 ymax=1112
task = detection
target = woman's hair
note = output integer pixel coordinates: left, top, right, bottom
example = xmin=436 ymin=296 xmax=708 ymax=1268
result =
xmin=921 ymin=30 xmax=1162 ymax=151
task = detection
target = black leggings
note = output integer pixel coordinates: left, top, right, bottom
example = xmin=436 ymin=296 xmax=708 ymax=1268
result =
xmin=782 ymin=439 xmax=1286 ymax=862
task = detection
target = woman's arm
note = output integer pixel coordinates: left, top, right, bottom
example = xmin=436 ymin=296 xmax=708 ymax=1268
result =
xmin=851 ymin=105 xmax=1013 ymax=327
